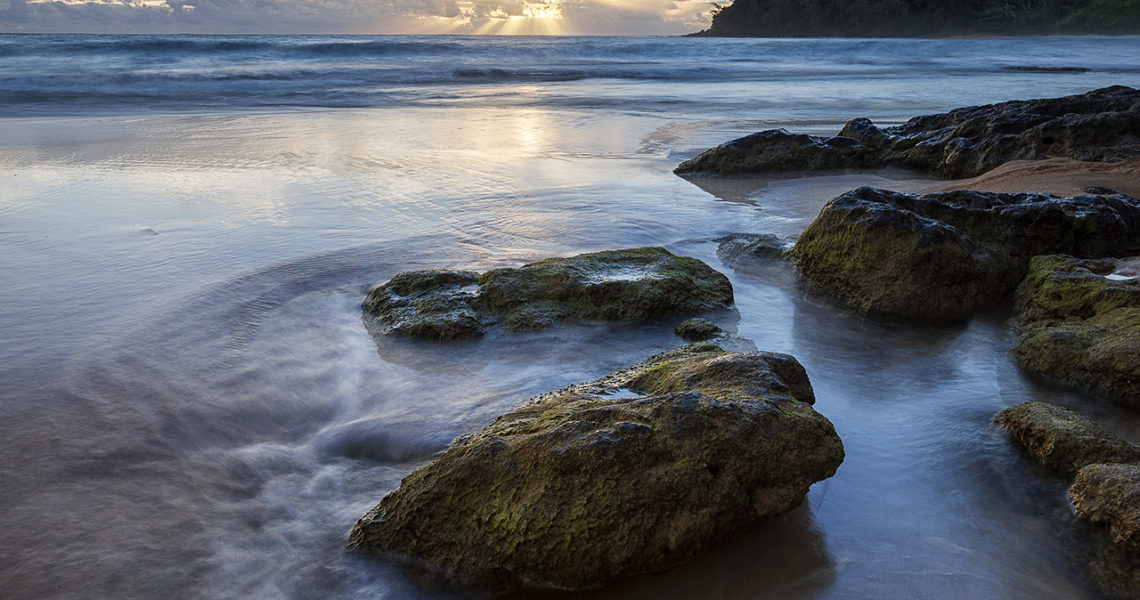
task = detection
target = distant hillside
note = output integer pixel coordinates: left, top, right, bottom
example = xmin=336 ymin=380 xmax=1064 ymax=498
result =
xmin=691 ymin=0 xmax=1140 ymax=36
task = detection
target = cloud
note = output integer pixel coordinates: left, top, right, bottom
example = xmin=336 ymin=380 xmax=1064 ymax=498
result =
xmin=0 ymin=0 xmax=715 ymax=34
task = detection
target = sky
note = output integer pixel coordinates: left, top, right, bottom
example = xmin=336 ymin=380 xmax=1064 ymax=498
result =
xmin=0 ymin=0 xmax=716 ymax=35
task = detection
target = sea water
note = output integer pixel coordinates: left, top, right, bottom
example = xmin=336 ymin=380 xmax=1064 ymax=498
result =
xmin=2 ymin=34 xmax=1139 ymax=599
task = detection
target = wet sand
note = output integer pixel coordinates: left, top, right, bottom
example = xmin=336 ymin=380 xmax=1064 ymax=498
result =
xmin=931 ymin=157 xmax=1140 ymax=197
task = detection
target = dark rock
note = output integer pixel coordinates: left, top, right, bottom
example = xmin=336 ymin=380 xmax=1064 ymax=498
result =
xmin=993 ymin=402 xmax=1140 ymax=475
xmin=674 ymin=128 xmax=884 ymax=176
xmin=348 ymin=343 xmax=844 ymax=593
xmin=673 ymin=318 xmax=723 ymax=341
xmin=716 ymin=233 xmax=792 ymax=268
xmin=790 ymin=187 xmax=1140 ymax=320
xmin=1086 ymin=186 xmax=1121 ymax=195
xmin=1068 ymin=463 xmax=1140 ymax=599
xmin=362 ymin=248 xmax=734 ymax=339
xmin=1012 ymin=255 xmax=1140 ymax=408
xmin=677 ymin=87 xmax=1140 ymax=179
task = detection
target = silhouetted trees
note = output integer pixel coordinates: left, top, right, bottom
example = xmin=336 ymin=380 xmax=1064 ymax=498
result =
xmin=693 ymin=0 xmax=1140 ymax=36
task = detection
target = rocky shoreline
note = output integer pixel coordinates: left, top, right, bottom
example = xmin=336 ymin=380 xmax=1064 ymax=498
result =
xmin=350 ymin=87 xmax=1140 ymax=598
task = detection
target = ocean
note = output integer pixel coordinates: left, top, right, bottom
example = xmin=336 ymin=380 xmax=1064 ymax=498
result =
xmin=1 ymin=34 xmax=1139 ymax=599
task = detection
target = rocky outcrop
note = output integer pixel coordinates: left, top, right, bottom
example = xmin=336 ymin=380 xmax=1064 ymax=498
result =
xmin=677 ymin=87 xmax=1140 ymax=179
xmin=362 ymin=248 xmax=734 ymax=340
xmin=790 ymin=187 xmax=1140 ymax=320
xmin=348 ymin=343 xmax=844 ymax=593
xmin=995 ymin=401 xmax=1140 ymax=599
xmin=675 ymin=129 xmax=883 ymax=175
xmin=1069 ymin=464 xmax=1140 ymax=600
xmin=993 ymin=402 xmax=1140 ymax=475
xmin=1012 ymin=255 xmax=1140 ymax=409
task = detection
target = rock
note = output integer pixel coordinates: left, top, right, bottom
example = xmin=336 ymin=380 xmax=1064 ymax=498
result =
xmin=674 ymin=128 xmax=884 ymax=176
xmin=362 ymin=248 xmax=734 ymax=339
xmin=790 ymin=187 xmax=1140 ymax=320
xmin=1012 ymin=255 xmax=1140 ymax=408
xmin=348 ymin=343 xmax=844 ymax=593
xmin=362 ymin=270 xmax=485 ymax=340
xmin=673 ymin=318 xmax=723 ymax=341
xmin=1068 ymin=463 xmax=1140 ymax=599
xmin=715 ymin=233 xmax=792 ymax=268
xmin=993 ymin=402 xmax=1140 ymax=475
xmin=677 ymin=87 xmax=1140 ymax=178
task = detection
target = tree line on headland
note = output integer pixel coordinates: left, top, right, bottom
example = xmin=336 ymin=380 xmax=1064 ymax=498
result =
xmin=691 ymin=0 xmax=1140 ymax=36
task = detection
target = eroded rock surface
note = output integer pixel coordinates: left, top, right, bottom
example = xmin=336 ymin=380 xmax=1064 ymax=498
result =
xmin=1069 ymin=463 xmax=1140 ymax=599
xmin=993 ymin=402 xmax=1140 ymax=475
xmin=677 ymin=86 xmax=1140 ymax=178
xmin=1013 ymin=255 xmax=1140 ymax=408
xmin=362 ymin=247 xmax=734 ymax=339
xmin=790 ymin=187 xmax=1140 ymax=320
xmin=348 ymin=343 xmax=844 ymax=593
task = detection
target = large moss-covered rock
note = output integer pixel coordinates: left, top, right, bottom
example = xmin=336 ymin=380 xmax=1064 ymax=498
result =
xmin=993 ymin=402 xmax=1140 ymax=475
xmin=362 ymin=248 xmax=734 ymax=339
xmin=677 ymin=87 xmax=1140 ymax=178
xmin=1013 ymin=255 xmax=1140 ymax=408
xmin=348 ymin=343 xmax=844 ymax=593
xmin=790 ymin=187 xmax=1140 ymax=320
xmin=1068 ymin=464 xmax=1140 ymax=599
xmin=791 ymin=187 xmax=1013 ymax=320
xmin=675 ymin=129 xmax=884 ymax=176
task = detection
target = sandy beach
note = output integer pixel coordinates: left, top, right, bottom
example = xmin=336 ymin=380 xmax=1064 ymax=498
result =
xmin=933 ymin=157 xmax=1140 ymax=196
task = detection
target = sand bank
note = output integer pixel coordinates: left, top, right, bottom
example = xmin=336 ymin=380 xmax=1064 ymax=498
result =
xmin=930 ymin=157 xmax=1140 ymax=197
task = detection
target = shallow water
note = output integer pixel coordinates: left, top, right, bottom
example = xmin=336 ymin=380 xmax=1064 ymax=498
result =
xmin=2 ymin=35 xmax=1140 ymax=600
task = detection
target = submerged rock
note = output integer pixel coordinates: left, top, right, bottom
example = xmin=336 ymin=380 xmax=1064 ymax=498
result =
xmin=362 ymin=248 xmax=734 ymax=339
xmin=1012 ymin=255 xmax=1140 ymax=408
xmin=993 ymin=402 xmax=1140 ymax=475
xmin=790 ymin=187 xmax=1140 ymax=320
xmin=675 ymin=128 xmax=883 ymax=176
xmin=676 ymin=86 xmax=1140 ymax=178
xmin=715 ymin=233 xmax=792 ymax=268
xmin=1069 ymin=464 xmax=1140 ymax=599
xmin=673 ymin=318 xmax=723 ymax=341
xmin=348 ymin=343 xmax=844 ymax=593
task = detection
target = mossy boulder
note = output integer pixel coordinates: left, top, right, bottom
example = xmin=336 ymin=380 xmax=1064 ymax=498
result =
xmin=674 ymin=128 xmax=884 ymax=176
xmin=348 ymin=343 xmax=844 ymax=593
xmin=362 ymin=248 xmax=734 ymax=340
xmin=362 ymin=270 xmax=484 ymax=340
xmin=1012 ymin=255 xmax=1140 ymax=408
xmin=790 ymin=187 xmax=1014 ymax=320
xmin=677 ymin=86 xmax=1140 ymax=179
xmin=1068 ymin=463 xmax=1140 ymax=599
xmin=790 ymin=187 xmax=1140 ymax=320
xmin=993 ymin=402 xmax=1140 ymax=475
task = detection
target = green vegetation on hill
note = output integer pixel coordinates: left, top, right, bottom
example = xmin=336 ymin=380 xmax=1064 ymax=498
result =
xmin=693 ymin=0 xmax=1140 ymax=36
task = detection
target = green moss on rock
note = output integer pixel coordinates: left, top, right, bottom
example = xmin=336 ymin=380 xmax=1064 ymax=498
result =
xmin=1069 ymin=463 xmax=1140 ymax=599
xmin=348 ymin=344 xmax=844 ymax=593
xmin=361 ymin=248 xmax=734 ymax=339
xmin=790 ymin=187 xmax=1140 ymax=321
xmin=1012 ymin=255 xmax=1140 ymax=408
xmin=993 ymin=402 xmax=1140 ymax=475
